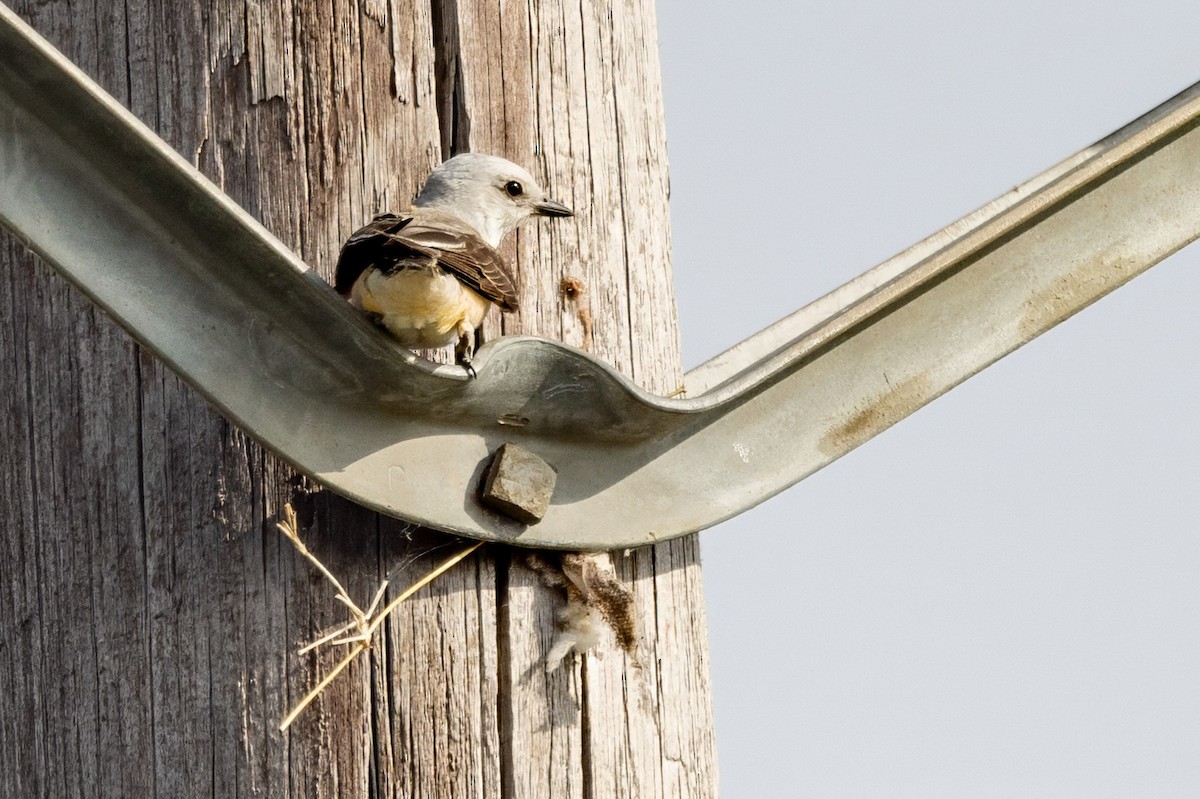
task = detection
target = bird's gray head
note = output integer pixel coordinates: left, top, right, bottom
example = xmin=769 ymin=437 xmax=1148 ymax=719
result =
xmin=413 ymin=153 xmax=573 ymax=247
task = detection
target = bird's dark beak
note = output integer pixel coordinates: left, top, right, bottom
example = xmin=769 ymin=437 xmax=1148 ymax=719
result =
xmin=534 ymin=198 xmax=574 ymax=218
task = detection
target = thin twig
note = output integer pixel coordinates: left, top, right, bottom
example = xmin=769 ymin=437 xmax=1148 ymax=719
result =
xmin=298 ymin=620 xmax=360 ymax=656
xmin=276 ymin=505 xmax=354 ymax=609
xmin=278 ymin=642 xmax=369 ymax=732
xmin=363 ymin=580 xmax=391 ymax=619
xmin=365 ymin=541 xmax=482 ymax=638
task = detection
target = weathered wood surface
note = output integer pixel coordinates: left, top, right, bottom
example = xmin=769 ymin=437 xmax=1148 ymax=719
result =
xmin=0 ymin=1 xmax=717 ymax=797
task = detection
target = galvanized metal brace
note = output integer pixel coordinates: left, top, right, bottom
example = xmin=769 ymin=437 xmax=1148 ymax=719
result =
xmin=2 ymin=5 xmax=1198 ymax=549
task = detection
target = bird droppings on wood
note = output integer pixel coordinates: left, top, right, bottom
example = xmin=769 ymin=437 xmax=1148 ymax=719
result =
xmin=479 ymin=443 xmax=557 ymax=524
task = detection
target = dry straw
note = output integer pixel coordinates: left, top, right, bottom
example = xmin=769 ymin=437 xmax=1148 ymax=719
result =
xmin=275 ymin=502 xmax=482 ymax=731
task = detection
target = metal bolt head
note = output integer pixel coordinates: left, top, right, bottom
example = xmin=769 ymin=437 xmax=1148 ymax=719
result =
xmin=480 ymin=443 xmax=557 ymax=525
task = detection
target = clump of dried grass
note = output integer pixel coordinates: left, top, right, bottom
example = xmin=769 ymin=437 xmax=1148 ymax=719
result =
xmin=275 ymin=502 xmax=481 ymax=731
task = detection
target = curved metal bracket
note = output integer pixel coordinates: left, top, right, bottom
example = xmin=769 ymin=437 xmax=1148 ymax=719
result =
xmin=3 ymin=6 xmax=1199 ymax=549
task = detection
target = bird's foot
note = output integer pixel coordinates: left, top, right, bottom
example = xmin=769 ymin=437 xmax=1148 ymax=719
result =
xmin=455 ymin=330 xmax=478 ymax=379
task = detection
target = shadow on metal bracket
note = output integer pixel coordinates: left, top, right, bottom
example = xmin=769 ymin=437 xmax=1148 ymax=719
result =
xmin=2 ymin=5 xmax=1199 ymax=549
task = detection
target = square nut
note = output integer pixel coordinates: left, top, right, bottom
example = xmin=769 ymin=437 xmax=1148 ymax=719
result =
xmin=480 ymin=443 xmax=557 ymax=524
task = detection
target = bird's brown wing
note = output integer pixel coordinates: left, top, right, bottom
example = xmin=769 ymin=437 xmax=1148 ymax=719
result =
xmin=334 ymin=213 xmax=425 ymax=296
xmin=396 ymin=218 xmax=520 ymax=312
xmin=334 ymin=212 xmax=520 ymax=312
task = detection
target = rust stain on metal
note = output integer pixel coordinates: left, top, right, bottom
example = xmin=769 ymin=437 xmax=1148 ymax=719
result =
xmin=820 ymin=373 xmax=935 ymax=456
xmin=1018 ymin=253 xmax=1139 ymax=341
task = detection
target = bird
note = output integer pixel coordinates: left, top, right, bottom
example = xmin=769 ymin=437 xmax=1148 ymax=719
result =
xmin=334 ymin=153 xmax=573 ymax=373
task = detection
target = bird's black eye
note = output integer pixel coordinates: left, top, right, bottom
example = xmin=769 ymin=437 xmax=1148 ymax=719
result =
xmin=504 ymin=180 xmax=524 ymax=197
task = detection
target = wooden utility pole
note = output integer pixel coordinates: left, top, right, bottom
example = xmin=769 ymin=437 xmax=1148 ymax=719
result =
xmin=0 ymin=1 xmax=716 ymax=796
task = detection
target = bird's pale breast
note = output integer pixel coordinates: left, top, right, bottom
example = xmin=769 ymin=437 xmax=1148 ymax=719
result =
xmin=353 ymin=267 xmax=491 ymax=347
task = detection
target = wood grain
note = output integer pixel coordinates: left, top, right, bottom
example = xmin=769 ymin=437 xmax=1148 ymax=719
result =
xmin=0 ymin=1 xmax=716 ymax=796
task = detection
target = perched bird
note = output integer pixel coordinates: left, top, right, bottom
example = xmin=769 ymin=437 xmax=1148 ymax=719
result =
xmin=335 ymin=153 xmax=573 ymax=372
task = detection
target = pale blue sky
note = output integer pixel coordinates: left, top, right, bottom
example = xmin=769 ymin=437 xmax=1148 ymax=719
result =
xmin=656 ymin=2 xmax=1200 ymax=795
